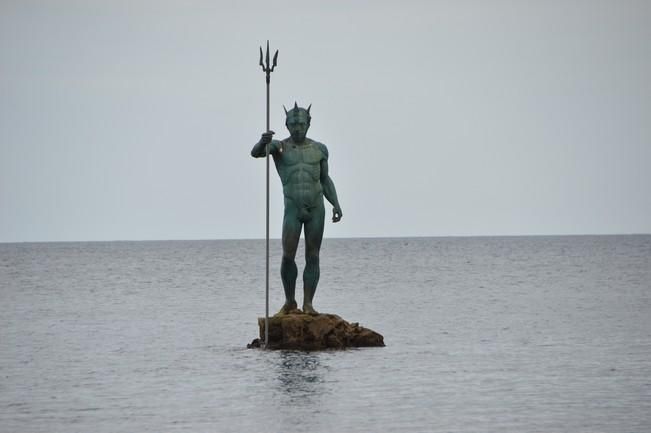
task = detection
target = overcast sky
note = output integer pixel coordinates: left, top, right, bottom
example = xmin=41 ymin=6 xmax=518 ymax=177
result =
xmin=1 ymin=0 xmax=649 ymax=242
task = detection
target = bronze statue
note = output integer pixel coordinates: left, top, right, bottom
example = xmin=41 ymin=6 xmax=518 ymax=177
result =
xmin=251 ymin=103 xmax=342 ymax=315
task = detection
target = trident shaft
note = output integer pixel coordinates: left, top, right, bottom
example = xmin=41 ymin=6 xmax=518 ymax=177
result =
xmin=259 ymin=40 xmax=278 ymax=348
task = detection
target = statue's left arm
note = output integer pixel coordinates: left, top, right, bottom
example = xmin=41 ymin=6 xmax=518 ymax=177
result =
xmin=319 ymin=145 xmax=342 ymax=223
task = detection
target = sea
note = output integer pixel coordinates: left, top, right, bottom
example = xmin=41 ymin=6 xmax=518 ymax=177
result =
xmin=1 ymin=235 xmax=650 ymax=433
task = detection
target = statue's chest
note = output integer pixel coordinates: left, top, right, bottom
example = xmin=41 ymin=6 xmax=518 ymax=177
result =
xmin=279 ymin=143 xmax=322 ymax=166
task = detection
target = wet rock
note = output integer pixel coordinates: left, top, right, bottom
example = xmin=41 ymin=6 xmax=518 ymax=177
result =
xmin=247 ymin=338 xmax=262 ymax=349
xmin=248 ymin=310 xmax=385 ymax=350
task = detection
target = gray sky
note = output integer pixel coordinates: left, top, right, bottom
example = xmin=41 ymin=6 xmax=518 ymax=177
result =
xmin=1 ymin=0 xmax=650 ymax=242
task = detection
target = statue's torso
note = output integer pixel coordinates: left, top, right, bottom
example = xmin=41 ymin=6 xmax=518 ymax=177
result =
xmin=273 ymin=138 xmax=326 ymax=208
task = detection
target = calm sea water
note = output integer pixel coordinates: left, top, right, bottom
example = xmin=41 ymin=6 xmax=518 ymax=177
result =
xmin=1 ymin=236 xmax=650 ymax=432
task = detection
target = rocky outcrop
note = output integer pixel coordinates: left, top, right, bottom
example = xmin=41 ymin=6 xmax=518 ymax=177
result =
xmin=247 ymin=310 xmax=385 ymax=350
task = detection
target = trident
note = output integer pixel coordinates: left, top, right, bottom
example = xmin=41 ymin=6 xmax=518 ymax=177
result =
xmin=259 ymin=40 xmax=278 ymax=348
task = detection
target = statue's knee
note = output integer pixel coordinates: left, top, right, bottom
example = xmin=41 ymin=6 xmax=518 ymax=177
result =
xmin=282 ymin=255 xmax=296 ymax=266
xmin=305 ymin=254 xmax=319 ymax=266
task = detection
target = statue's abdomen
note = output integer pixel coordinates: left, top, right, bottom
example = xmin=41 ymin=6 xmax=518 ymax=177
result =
xmin=278 ymin=145 xmax=323 ymax=208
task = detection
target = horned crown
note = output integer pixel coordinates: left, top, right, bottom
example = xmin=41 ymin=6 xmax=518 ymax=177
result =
xmin=283 ymin=102 xmax=312 ymax=122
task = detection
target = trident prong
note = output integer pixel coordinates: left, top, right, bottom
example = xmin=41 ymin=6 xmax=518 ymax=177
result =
xmin=260 ymin=40 xmax=278 ymax=83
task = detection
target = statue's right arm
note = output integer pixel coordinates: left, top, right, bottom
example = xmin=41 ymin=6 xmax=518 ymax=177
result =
xmin=250 ymin=132 xmax=278 ymax=158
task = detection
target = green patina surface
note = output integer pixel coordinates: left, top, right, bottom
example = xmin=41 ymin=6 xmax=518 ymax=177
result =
xmin=251 ymin=104 xmax=342 ymax=315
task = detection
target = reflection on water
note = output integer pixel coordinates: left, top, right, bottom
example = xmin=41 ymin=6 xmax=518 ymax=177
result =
xmin=274 ymin=351 xmax=329 ymax=406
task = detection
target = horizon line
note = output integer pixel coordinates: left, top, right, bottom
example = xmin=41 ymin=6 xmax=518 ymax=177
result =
xmin=1 ymin=232 xmax=650 ymax=245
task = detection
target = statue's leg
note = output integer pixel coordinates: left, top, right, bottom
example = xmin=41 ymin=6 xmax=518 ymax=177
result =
xmin=278 ymin=203 xmax=301 ymax=315
xmin=302 ymin=202 xmax=325 ymax=315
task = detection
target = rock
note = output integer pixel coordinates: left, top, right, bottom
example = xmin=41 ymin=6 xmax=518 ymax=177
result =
xmin=248 ymin=310 xmax=385 ymax=350
xmin=247 ymin=338 xmax=262 ymax=349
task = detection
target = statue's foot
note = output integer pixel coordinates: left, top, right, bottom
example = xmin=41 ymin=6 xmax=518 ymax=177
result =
xmin=275 ymin=300 xmax=299 ymax=316
xmin=302 ymin=303 xmax=319 ymax=315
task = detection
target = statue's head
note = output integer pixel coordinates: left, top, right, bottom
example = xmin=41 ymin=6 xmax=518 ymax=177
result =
xmin=284 ymin=102 xmax=311 ymax=142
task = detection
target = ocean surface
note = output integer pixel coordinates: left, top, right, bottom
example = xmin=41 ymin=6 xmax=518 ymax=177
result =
xmin=1 ymin=235 xmax=650 ymax=432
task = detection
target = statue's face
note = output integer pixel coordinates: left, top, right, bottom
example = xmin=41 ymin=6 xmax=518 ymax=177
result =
xmin=286 ymin=112 xmax=310 ymax=142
